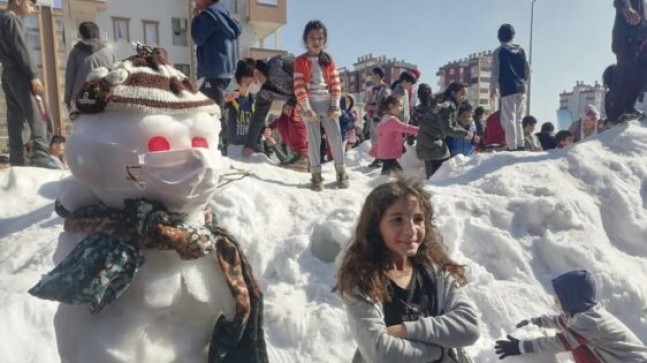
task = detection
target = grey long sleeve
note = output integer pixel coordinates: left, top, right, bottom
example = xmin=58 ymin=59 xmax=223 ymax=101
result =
xmin=0 ymin=12 xmax=38 ymax=79
xmin=345 ymin=298 xmax=443 ymax=363
xmin=489 ymin=47 xmax=501 ymax=94
xmin=402 ymin=279 xmax=480 ymax=348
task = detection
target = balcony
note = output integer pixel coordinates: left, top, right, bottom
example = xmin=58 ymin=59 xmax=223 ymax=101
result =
xmin=248 ymin=47 xmax=286 ymax=60
xmin=247 ymin=0 xmax=286 ymax=41
xmin=66 ymin=0 xmax=107 ymax=20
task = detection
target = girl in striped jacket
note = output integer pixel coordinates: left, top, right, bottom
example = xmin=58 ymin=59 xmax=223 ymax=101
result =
xmin=294 ymin=20 xmax=348 ymax=191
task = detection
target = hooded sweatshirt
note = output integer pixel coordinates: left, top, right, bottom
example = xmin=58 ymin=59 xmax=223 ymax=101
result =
xmin=490 ymin=43 xmax=530 ymax=98
xmin=520 ymin=270 xmax=647 ymax=363
xmin=64 ymin=41 xmax=117 ymax=108
xmin=191 ymin=2 xmax=242 ymax=79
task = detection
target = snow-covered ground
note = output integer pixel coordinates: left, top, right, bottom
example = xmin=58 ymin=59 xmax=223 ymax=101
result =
xmin=1 ymin=120 xmax=646 ymax=363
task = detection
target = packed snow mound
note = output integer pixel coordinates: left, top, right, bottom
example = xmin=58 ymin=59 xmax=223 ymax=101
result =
xmin=1 ymin=121 xmax=647 ymax=363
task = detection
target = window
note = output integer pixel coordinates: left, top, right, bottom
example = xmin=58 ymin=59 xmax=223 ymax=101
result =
xmin=172 ymin=18 xmax=188 ymax=46
xmin=174 ymin=64 xmax=191 ymax=76
xmin=143 ymin=20 xmax=159 ymax=45
xmin=112 ymin=17 xmax=130 ymax=42
xmin=258 ymin=0 xmax=278 ymax=5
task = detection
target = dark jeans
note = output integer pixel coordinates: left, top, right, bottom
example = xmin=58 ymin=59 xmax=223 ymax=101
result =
xmin=381 ymin=159 xmax=403 ymax=175
xmin=2 ymin=70 xmax=49 ymax=166
xmin=424 ymin=159 xmax=448 ymax=179
xmin=200 ymin=78 xmax=230 ymax=154
xmin=608 ymin=37 xmax=647 ymax=123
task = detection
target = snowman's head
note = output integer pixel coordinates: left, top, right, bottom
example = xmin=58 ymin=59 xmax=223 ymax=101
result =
xmin=67 ymin=49 xmax=222 ymax=213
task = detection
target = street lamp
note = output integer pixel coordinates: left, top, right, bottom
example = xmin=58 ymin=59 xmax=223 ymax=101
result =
xmin=527 ymin=0 xmax=537 ymax=115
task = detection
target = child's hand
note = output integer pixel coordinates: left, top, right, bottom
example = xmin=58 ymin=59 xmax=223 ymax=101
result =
xmin=303 ymin=109 xmax=318 ymax=122
xmin=328 ymin=106 xmax=341 ymax=119
xmin=494 ymin=335 xmax=521 ymax=360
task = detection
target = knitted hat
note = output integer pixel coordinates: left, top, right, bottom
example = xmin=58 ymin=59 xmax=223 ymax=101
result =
xmin=584 ymin=104 xmax=600 ymax=119
xmin=75 ymin=46 xmax=218 ymax=116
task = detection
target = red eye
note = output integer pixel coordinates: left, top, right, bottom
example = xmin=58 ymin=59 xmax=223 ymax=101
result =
xmin=148 ymin=136 xmax=171 ymax=152
xmin=192 ymin=137 xmax=209 ymax=148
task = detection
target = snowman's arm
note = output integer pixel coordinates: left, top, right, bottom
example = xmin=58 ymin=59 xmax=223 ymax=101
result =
xmin=57 ymin=177 xmax=101 ymax=211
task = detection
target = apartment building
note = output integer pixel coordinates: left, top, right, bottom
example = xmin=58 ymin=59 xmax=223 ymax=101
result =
xmin=338 ymin=54 xmax=418 ymax=120
xmin=436 ymin=51 xmax=494 ymax=113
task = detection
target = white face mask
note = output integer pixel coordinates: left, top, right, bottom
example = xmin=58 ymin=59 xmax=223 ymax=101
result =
xmin=248 ymin=81 xmax=262 ymax=95
xmin=129 ymin=148 xmax=218 ymax=212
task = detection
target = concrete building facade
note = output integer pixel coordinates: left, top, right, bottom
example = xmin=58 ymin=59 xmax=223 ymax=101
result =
xmin=436 ymin=50 xmax=494 ymax=113
xmin=557 ymin=81 xmax=606 ymax=125
xmin=338 ymin=54 xmax=418 ymax=120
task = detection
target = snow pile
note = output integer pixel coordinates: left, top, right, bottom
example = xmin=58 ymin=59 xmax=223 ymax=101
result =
xmin=1 ymin=121 xmax=646 ymax=363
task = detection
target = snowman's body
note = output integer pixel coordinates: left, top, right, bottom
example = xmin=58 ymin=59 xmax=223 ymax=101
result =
xmin=53 ymin=110 xmax=236 ymax=363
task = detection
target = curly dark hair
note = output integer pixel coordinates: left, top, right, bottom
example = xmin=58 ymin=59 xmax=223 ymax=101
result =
xmin=334 ymin=178 xmax=467 ymax=303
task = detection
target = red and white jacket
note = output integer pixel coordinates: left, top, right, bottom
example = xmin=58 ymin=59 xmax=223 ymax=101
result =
xmin=293 ymin=53 xmax=342 ymax=112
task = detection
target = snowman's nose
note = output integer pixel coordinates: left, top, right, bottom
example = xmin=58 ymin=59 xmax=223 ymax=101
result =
xmin=148 ymin=136 xmax=171 ymax=152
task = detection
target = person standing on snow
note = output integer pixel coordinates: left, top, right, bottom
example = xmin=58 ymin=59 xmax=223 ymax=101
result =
xmin=607 ymin=0 xmax=647 ymax=123
xmin=0 ymin=0 xmax=54 ymax=168
xmin=191 ymin=0 xmax=242 ymax=156
xmin=490 ymin=23 xmax=530 ymax=151
xmin=65 ymin=22 xmax=116 ymax=113
xmin=495 ymin=270 xmax=647 ymax=362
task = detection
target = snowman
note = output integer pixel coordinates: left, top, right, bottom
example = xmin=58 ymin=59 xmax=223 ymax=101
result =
xmin=29 ymin=48 xmax=268 ymax=363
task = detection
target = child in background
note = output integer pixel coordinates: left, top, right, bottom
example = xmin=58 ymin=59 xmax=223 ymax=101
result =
xmin=522 ymin=115 xmax=542 ymax=151
xmin=48 ymin=135 xmax=67 ymax=169
xmin=340 ymin=95 xmax=359 ymax=151
xmin=495 ymin=270 xmax=647 ymax=362
xmin=294 ymin=20 xmax=348 ymax=191
xmin=225 ymin=59 xmax=255 ymax=147
xmin=555 ymin=130 xmax=574 ymax=149
xmin=364 ymin=66 xmax=391 ymax=167
xmin=447 ymin=102 xmax=478 ymax=157
xmin=335 ymin=178 xmax=479 ymax=363
xmin=266 ymin=98 xmax=308 ymax=172
xmin=392 ymin=71 xmax=418 ymax=124
xmin=369 ymin=96 xmax=419 ymax=175
xmin=537 ymin=122 xmax=557 ymax=150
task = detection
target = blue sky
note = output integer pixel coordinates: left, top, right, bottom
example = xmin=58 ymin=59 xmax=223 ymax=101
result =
xmin=280 ymin=0 xmax=615 ymax=127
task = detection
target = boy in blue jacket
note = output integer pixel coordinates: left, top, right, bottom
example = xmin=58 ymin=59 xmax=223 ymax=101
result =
xmin=191 ymin=0 xmax=242 ymax=155
xmin=448 ymin=102 xmax=478 ymax=157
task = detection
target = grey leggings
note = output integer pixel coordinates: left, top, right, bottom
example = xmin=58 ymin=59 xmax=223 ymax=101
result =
xmin=305 ymin=98 xmax=345 ymax=168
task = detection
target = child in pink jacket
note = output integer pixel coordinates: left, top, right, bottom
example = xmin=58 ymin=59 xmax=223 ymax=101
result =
xmin=369 ymin=95 xmax=419 ymax=175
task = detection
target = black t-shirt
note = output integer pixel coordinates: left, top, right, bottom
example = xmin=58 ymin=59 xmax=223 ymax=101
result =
xmin=383 ymin=267 xmax=435 ymax=327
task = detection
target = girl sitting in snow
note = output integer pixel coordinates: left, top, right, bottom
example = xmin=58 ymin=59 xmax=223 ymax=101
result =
xmin=335 ymin=178 xmax=480 ymax=363
xmin=369 ymin=95 xmax=419 ymax=175
xmin=495 ymin=269 xmax=647 ymax=362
